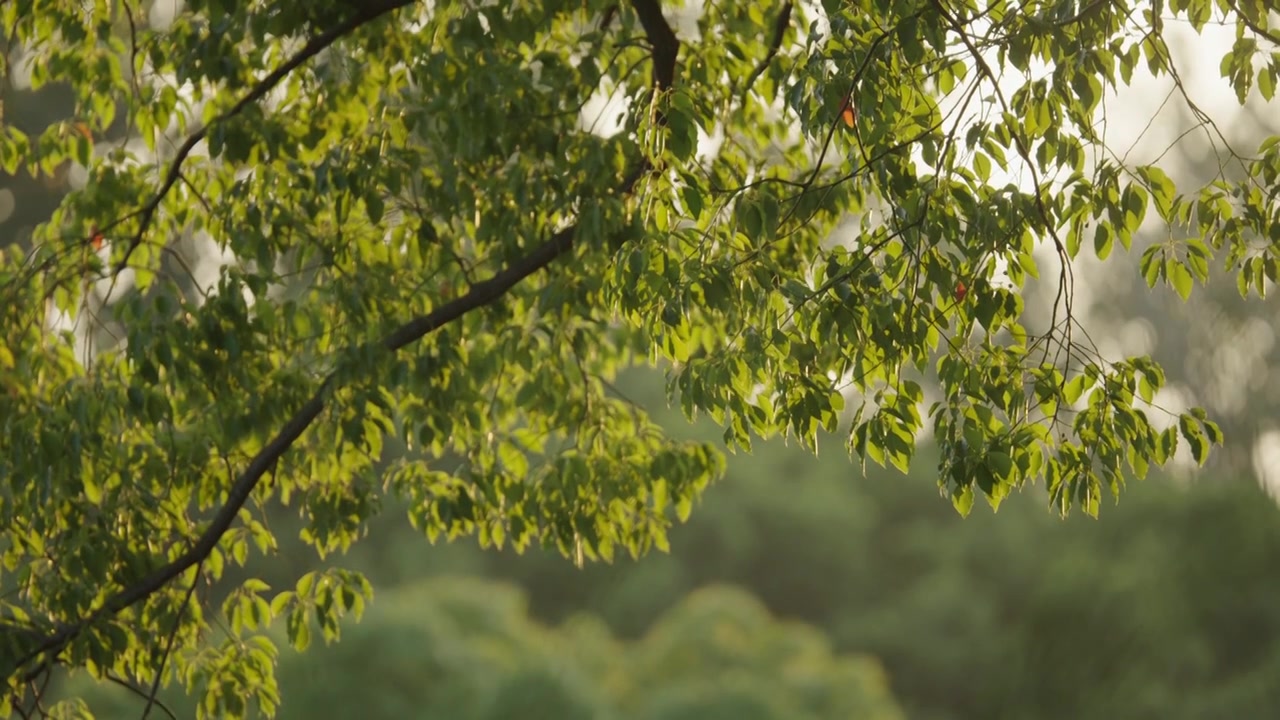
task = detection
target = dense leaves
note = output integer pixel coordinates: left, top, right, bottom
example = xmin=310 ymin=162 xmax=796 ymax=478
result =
xmin=1 ymin=0 xmax=1277 ymax=715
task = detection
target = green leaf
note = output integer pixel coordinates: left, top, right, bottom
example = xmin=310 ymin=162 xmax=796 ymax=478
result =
xmin=681 ymin=184 xmax=704 ymax=218
xmin=1168 ymin=260 xmax=1194 ymax=300
xmin=951 ymin=483 xmax=975 ymax=517
xmin=1063 ymin=374 xmax=1089 ymax=404
xmin=1137 ymin=165 xmax=1177 ymax=218
xmin=366 ymin=193 xmax=385 ymax=224
xmin=1121 ymin=184 xmax=1147 ymax=237
xmin=1179 ymin=413 xmax=1209 ymax=465
xmin=973 ymin=152 xmax=991 ymax=181
xmin=1259 ymin=64 xmax=1276 ymax=101
xmin=1093 ymin=223 xmax=1114 ymax=260
xmin=1140 ymin=245 xmax=1163 ymax=287
xmin=665 ymin=95 xmax=699 ymax=162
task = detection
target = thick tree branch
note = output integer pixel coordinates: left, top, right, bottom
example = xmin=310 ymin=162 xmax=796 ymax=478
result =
xmin=630 ymin=0 xmax=679 ymax=94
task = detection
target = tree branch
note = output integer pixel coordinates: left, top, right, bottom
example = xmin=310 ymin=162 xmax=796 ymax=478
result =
xmin=1225 ymin=0 xmax=1280 ymax=47
xmin=739 ymin=1 xmax=793 ymax=103
xmin=11 ymin=171 xmax=649 ymax=688
xmin=630 ymin=0 xmax=679 ymax=95
xmin=10 ymin=0 xmax=683 ymax=690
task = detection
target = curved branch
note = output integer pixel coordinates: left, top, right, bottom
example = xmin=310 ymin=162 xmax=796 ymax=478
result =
xmin=12 ymin=166 xmax=645 ymax=681
xmin=12 ymin=0 xmax=686 ymax=690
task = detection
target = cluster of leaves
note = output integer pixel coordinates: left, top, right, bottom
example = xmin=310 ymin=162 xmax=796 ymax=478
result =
xmin=0 ymin=0 xmax=1277 ymax=715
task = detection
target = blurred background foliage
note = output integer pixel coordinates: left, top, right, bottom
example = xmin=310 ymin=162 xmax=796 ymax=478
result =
xmin=64 ymin=572 xmax=904 ymax=720
xmin=10 ymin=7 xmax=1280 ymax=720
xmin=51 ymin=368 xmax=1280 ymax=719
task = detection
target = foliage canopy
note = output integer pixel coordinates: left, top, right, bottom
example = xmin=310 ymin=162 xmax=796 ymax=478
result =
xmin=2 ymin=0 xmax=1277 ymax=715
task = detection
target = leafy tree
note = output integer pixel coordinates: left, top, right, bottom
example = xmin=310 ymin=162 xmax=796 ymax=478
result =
xmin=2 ymin=0 xmax=1277 ymax=715
xmin=59 ymin=579 xmax=904 ymax=720
xmin=626 ymin=586 xmax=901 ymax=720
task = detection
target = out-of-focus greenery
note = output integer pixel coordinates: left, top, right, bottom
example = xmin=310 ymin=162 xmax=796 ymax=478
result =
xmin=64 ymin=413 xmax=1280 ymax=719
xmin=63 ymin=579 xmax=903 ymax=720
xmin=74 ymin=368 xmax=1274 ymax=717
xmin=526 ymin=376 xmax=1280 ymax=720
xmin=496 ymin=372 xmax=1280 ymax=720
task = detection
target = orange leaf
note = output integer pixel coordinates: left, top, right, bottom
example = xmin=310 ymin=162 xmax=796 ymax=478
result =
xmin=840 ymin=96 xmax=857 ymax=128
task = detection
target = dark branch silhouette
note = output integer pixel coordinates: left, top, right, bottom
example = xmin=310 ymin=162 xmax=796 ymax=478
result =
xmin=739 ymin=1 xmax=793 ymax=103
xmin=630 ymin=0 xmax=679 ymax=129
